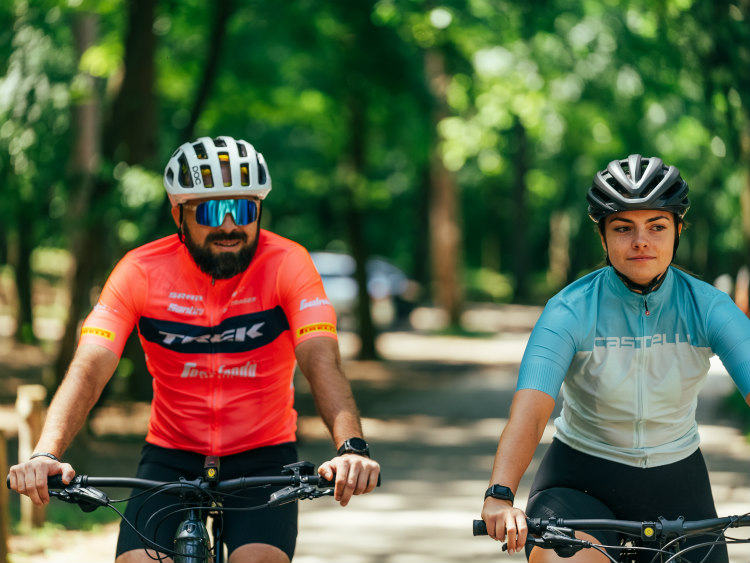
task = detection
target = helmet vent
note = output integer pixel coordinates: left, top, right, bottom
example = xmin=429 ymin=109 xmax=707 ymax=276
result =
xmin=178 ymin=154 xmax=193 ymax=188
xmin=257 ymin=155 xmax=267 ymax=185
xmin=194 ymin=143 xmax=208 ymax=159
xmin=200 ymin=165 xmax=215 ymax=188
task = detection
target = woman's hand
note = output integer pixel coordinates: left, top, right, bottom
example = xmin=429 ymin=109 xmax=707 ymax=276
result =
xmin=481 ymin=496 xmax=529 ymax=555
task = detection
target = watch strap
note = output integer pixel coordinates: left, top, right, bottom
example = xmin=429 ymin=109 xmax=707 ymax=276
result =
xmin=30 ymin=452 xmax=60 ymax=462
xmin=484 ymin=484 xmax=514 ymax=504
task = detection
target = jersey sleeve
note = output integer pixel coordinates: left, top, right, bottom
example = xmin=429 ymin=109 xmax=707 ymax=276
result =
xmin=706 ymin=292 xmax=750 ymax=397
xmin=516 ymin=297 xmax=580 ymax=399
xmin=276 ymin=246 xmax=338 ymax=345
xmin=78 ymin=254 xmax=146 ymax=357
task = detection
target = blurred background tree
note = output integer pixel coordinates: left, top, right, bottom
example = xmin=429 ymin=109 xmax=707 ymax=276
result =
xmin=0 ymin=0 xmax=748 ymax=392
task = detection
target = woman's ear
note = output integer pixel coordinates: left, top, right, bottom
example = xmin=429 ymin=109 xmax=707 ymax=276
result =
xmin=598 ymin=220 xmax=608 ymax=253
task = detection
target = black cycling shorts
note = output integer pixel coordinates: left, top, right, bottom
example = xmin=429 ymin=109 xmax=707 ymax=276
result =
xmin=115 ymin=442 xmax=299 ymax=560
xmin=524 ymin=439 xmax=728 ymax=562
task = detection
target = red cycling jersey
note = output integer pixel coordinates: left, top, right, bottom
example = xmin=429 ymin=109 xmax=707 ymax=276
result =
xmin=79 ymin=231 xmax=338 ymax=456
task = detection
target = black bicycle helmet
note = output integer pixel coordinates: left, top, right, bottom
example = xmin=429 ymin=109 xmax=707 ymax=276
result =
xmin=587 ymin=154 xmax=690 ymax=223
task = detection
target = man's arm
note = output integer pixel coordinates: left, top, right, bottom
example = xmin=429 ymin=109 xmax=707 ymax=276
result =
xmin=295 ymin=337 xmax=380 ymax=506
xmin=7 ymin=343 xmax=120 ymax=505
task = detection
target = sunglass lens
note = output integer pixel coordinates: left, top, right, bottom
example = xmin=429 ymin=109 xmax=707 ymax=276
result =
xmin=195 ymin=200 xmax=257 ymax=227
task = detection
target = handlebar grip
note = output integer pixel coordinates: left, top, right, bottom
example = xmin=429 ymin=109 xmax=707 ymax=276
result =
xmin=317 ymin=472 xmax=382 ymax=488
xmin=6 ymin=474 xmax=70 ymax=490
xmin=48 ymin=475 xmax=68 ymax=489
xmin=318 ymin=476 xmax=335 ymax=488
xmin=473 ymin=519 xmax=488 ymax=536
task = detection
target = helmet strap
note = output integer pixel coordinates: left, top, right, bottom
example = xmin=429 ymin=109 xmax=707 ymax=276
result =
xmin=611 ymin=265 xmax=667 ymax=295
xmin=177 ymin=204 xmax=185 ymax=243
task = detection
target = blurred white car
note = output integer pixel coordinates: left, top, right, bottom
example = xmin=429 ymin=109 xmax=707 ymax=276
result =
xmin=309 ymin=251 xmax=416 ymax=328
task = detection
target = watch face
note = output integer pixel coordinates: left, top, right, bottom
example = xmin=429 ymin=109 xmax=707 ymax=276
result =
xmin=347 ymin=437 xmax=368 ymax=451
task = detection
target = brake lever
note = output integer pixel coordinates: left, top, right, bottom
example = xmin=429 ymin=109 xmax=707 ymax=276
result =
xmin=503 ymin=526 xmax=590 ymax=553
xmin=52 ymin=485 xmax=110 ymax=513
xmin=269 ymin=484 xmax=334 ymax=507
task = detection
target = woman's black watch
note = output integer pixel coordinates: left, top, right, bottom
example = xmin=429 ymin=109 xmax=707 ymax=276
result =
xmin=336 ymin=437 xmax=370 ymax=457
xmin=484 ymin=484 xmax=514 ymax=504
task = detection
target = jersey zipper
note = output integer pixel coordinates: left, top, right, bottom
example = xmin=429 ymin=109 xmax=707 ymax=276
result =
xmin=635 ymin=295 xmax=650 ymax=466
xmin=207 ymin=281 xmax=219 ymax=454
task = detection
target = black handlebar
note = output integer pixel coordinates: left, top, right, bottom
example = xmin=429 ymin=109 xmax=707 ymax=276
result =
xmin=474 ymin=514 xmax=750 ymax=540
xmin=7 ymin=466 xmax=339 ymax=492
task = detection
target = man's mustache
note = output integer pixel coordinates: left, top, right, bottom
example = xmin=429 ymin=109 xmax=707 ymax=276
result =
xmin=205 ymin=231 xmax=248 ymax=244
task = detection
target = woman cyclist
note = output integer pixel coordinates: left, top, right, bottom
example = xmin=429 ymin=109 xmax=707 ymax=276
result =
xmin=480 ymin=154 xmax=750 ymax=562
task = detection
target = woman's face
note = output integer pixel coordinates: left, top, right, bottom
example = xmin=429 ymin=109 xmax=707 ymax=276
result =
xmin=600 ymin=209 xmax=682 ymax=286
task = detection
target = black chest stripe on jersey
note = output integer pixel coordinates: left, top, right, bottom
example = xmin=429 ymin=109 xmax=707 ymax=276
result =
xmin=138 ymin=306 xmax=290 ymax=353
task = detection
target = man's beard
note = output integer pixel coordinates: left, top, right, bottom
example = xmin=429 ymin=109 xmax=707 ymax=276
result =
xmin=182 ymin=224 xmax=257 ymax=279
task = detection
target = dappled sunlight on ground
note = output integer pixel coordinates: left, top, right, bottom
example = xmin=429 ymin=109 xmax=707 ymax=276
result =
xmin=2 ymin=304 xmax=748 ymax=562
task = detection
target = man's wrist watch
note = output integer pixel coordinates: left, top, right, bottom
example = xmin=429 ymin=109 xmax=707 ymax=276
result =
xmin=484 ymin=484 xmax=514 ymax=504
xmin=336 ymin=437 xmax=370 ymax=457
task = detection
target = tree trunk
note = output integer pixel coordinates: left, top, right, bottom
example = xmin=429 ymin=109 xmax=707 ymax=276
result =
xmin=13 ymin=205 xmax=35 ymax=344
xmin=179 ymin=0 xmax=237 ymax=142
xmin=425 ymin=48 xmax=463 ymax=327
xmin=55 ymin=1 xmax=160 ymax=387
xmin=510 ymin=117 xmax=530 ymax=301
xmin=345 ymin=98 xmax=377 ymax=360
xmin=53 ymin=12 xmax=102 ymax=384
xmin=106 ymin=0 xmax=159 ymax=166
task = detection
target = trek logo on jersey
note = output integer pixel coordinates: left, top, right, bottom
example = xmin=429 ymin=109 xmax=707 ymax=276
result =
xmin=139 ymin=306 xmax=290 ymax=353
xmin=297 ymin=322 xmax=337 ymax=338
xmin=81 ymin=326 xmax=116 ymax=341
xmin=300 ymin=297 xmax=332 ymax=311
xmin=594 ymin=332 xmax=692 ymax=349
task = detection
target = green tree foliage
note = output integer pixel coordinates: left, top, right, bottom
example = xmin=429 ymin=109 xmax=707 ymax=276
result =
xmin=0 ymin=0 xmax=747 ymax=362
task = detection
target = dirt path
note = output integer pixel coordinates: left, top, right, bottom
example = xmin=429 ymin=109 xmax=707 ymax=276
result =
xmin=3 ymin=305 xmax=749 ymax=562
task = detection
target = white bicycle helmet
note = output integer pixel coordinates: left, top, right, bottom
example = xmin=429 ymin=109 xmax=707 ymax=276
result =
xmin=163 ymin=136 xmax=272 ymax=205
xmin=587 ymin=154 xmax=690 ymax=223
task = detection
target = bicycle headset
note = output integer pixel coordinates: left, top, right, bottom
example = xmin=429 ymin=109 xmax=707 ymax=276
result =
xmin=586 ymin=154 xmax=691 ymax=294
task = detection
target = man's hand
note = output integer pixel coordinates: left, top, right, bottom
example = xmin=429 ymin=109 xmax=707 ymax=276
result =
xmin=7 ymin=456 xmax=75 ymax=506
xmin=318 ymin=454 xmax=380 ymax=507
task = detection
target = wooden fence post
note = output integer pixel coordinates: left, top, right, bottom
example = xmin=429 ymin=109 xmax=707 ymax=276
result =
xmin=16 ymin=384 xmax=47 ymax=530
xmin=0 ymin=430 xmax=9 ymax=563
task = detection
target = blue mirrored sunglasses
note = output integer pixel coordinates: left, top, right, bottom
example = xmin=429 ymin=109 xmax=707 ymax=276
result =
xmin=194 ymin=199 xmax=258 ymax=227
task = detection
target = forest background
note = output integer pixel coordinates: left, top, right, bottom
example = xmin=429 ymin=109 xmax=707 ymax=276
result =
xmin=0 ymin=0 xmax=749 ymax=400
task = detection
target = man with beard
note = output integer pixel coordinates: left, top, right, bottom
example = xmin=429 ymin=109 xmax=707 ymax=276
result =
xmin=8 ymin=136 xmax=380 ymax=563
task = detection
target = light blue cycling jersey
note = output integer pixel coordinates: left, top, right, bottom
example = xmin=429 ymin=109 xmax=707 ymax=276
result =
xmin=517 ymin=266 xmax=750 ymax=468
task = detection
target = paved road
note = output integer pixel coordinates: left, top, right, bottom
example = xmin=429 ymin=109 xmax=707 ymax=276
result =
xmin=3 ymin=308 xmax=749 ymax=562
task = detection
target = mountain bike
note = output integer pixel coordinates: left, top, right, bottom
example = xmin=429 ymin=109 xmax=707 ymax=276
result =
xmin=473 ymin=513 xmax=750 ymax=563
xmin=9 ymin=460 xmax=340 ymax=563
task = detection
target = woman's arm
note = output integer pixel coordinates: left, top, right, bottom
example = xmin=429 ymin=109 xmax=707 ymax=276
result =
xmin=481 ymin=388 xmax=556 ymax=554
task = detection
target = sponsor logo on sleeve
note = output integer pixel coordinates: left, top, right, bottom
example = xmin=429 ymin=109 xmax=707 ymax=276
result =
xmin=300 ymin=297 xmax=332 ymax=311
xmin=296 ymin=322 xmax=337 ymax=338
xmin=81 ymin=326 xmax=116 ymax=341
